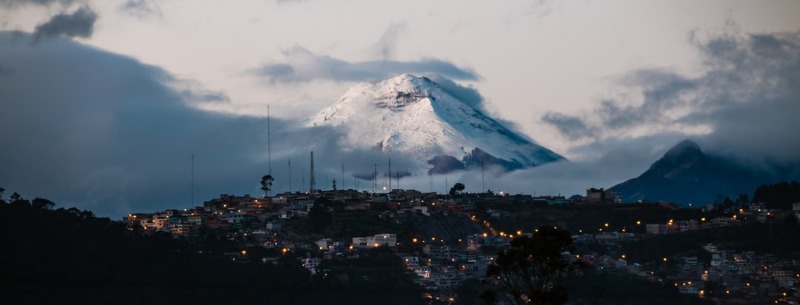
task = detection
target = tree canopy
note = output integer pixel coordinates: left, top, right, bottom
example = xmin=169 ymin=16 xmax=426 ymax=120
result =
xmin=485 ymin=226 xmax=584 ymax=305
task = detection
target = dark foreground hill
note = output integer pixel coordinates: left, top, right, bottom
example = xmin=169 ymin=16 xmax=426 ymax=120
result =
xmin=0 ymin=199 xmax=423 ymax=305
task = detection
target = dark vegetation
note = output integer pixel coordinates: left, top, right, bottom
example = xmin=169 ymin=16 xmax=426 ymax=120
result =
xmin=0 ymin=195 xmax=423 ymax=305
xmin=476 ymin=201 xmax=709 ymax=234
xmin=566 ymin=268 xmax=715 ymax=305
xmin=455 ymin=227 xmax=712 ymax=305
xmin=484 ymin=226 xmax=584 ymax=305
xmin=752 ymin=180 xmax=800 ymax=210
xmin=622 ymin=217 xmax=800 ymax=263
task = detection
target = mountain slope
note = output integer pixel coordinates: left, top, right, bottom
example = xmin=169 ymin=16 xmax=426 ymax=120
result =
xmin=609 ymin=140 xmax=765 ymax=205
xmin=307 ymin=74 xmax=564 ymax=173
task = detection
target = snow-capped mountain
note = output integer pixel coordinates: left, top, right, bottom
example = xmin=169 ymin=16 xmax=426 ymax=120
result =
xmin=306 ymin=74 xmax=564 ymax=174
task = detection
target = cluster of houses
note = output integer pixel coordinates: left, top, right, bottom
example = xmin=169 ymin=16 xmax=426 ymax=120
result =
xmin=585 ymin=243 xmax=800 ymax=304
xmin=571 ymin=203 xmax=800 ymax=304
xmin=399 ymin=234 xmax=499 ymax=291
xmin=642 ymin=202 xmax=795 ymax=235
xmin=122 ymin=188 xmax=800 ymax=303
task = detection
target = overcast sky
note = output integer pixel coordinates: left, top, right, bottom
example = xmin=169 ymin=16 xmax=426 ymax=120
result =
xmin=1 ymin=0 xmax=799 ymax=217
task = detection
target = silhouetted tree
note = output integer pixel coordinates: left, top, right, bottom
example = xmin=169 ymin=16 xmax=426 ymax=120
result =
xmin=485 ymin=226 xmax=584 ymax=305
xmin=260 ymin=174 xmax=273 ymax=197
xmin=9 ymin=192 xmax=21 ymax=202
xmin=31 ymin=197 xmax=55 ymax=209
xmin=308 ymin=198 xmax=333 ymax=233
xmin=450 ymin=182 xmax=465 ymax=197
xmin=752 ymin=181 xmax=800 ymax=210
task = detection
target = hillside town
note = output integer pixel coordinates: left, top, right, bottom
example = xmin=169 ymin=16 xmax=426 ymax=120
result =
xmin=123 ymin=188 xmax=800 ymax=305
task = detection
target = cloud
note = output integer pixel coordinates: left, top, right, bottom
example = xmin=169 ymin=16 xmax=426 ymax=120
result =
xmin=33 ymin=6 xmax=96 ymax=40
xmin=0 ymin=0 xmax=76 ymax=8
xmin=342 ymin=134 xmax=680 ymax=198
xmin=0 ymin=31 xmax=436 ymax=218
xmin=425 ymin=73 xmax=484 ymax=110
xmin=0 ymin=31 xmax=267 ymax=217
xmin=255 ymin=46 xmax=479 ymax=83
xmin=528 ymin=0 xmax=559 ymax=18
xmin=541 ymin=112 xmax=594 ymax=140
xmin=120 ymin=0 xmax=162 ymax=18
xmin=542 ymin=29 xmax=800 ymax=164
xmin=373 ymin=22 xmax=405 ymax=62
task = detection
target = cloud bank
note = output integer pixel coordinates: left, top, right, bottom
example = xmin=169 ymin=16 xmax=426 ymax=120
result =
xmin=0 ymin=0 xmax=76 ymax=7
xmin=543 ymin=29 xmax=800 ymax=165
xmin=33 ymin=6 xmax=97 ymax=40
xmin=0 ymin=31 xmax=429 ymax=218
xmin=0 ymin=31 xmax=267 ymax=217
xmin=255 ymin=46 xmax=479 ymax=83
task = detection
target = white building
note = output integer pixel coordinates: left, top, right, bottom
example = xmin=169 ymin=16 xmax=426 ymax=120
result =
xmin=352 ymin=233 xmax=397 ymax=248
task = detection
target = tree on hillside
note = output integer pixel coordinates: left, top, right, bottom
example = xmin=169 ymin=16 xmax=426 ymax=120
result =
xmin=260 ymin=174 xmax=274 ymax=197
xmin=31 ymin=197 xmax=55 ymax=210
xmin=485 ymin=226 xmax=584 ymax=305
xmin=752 ymin=181 xmax=800 ymax=210
xmin=308 ymin=197 xmax=333 ymax=233
xmin=450 ymin=182 xmax=465 ymax=197
xmin=9 ymin=192 xmax=22 ymax=202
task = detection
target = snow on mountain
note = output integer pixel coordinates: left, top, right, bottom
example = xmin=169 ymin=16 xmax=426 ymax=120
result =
xmin=306 ymin=74 xmax=564 ymax=174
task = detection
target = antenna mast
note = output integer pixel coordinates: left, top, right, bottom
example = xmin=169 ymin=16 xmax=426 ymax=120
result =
xmin=191 ymin=154 xmax=194 ymax=206
xmin=288 ymin=159 xmax=292 ymax=193
xmin=481 ymin=160 xmax=485 ymax=193
xmin=267 ymin=105 xmax=272 ymax=176
xmin=388 ymin=157 xmax=392 ymax=192
xmin=341 ymin=159 xmax=345 ymax=190
xmin=373 ymin=164 xmax=377 ymax=193
xmin=309 ymin=151 xmax=316 ymax=194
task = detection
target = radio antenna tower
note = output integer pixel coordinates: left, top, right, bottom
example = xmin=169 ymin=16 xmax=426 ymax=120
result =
xmin=191 ymin=154 xmax=195 ymax=206
xmin=309 ymin=151 xmax=316 ymax=194
xmin=341 ymin=159 xmax=345 ymax=190
xmin=267 ymin=105 xmax=272 ymax=176
xmin=388 ymin=157 xmax=392 ymax=192
xmin=288 ymin=159 xmax=292 ymax=193
xmin=372 ymin=164 xmax=377 ymax=193
xmin=481 ymin=159 xmax=485 ymax=193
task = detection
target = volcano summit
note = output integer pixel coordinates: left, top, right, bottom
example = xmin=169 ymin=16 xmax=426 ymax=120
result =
xmin=306 ymin=74 xmax=564 ymax=174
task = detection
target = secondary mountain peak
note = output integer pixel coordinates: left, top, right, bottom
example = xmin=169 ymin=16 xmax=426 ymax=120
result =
xmin=307 ymin=74 xmax=564 ymax=174
xmin=610 ymin=140 xmax=764 ymax=205
xmin=663 ymin=139 xmax=702 ymax=158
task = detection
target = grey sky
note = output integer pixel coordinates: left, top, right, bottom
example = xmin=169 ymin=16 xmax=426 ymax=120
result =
xmin=0 ymin=1 xmax=798 ymax=217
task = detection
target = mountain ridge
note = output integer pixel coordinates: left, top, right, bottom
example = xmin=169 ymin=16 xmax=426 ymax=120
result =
xmin=610 ymin=140 xmax=775 ymax=205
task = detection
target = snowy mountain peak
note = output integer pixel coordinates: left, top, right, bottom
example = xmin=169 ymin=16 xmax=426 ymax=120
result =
xmin=307 ymin=74 xmax=564 ymax=174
